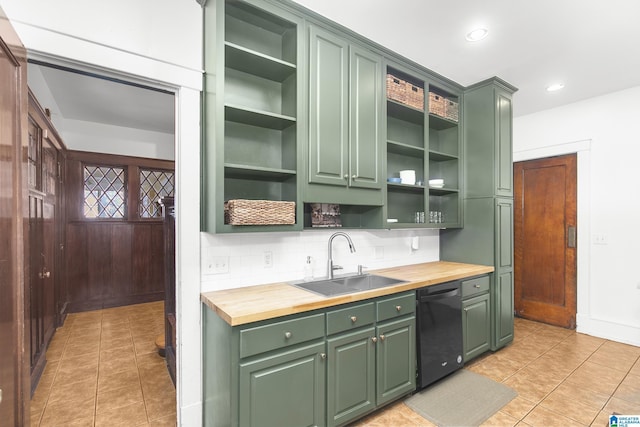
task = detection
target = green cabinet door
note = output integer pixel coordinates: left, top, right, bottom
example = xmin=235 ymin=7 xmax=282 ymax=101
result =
xmin=492 ymin=197 xmax=514 ymax=350
xmin=349 ymin=44 xmax=383 ymax=190
xmin=239 ymin=341 xmax=326 ymax=427
xmin=308 ymin=25 xmax=349 ymax=187
xmin=495 ymin=88 xmax=514 ymax=197
xmin=462 ymin=293 xmax=491 ymax=361
xmin=375 ymin=316 xmax=416 ymax=406
xmin=327 ymin=327 xmax=376 ymax=427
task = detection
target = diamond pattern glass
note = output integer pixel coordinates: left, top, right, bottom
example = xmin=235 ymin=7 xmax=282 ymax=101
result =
xmin=139 ymin=169 xmax=175 ymax=218
xmin=83 ymin=165 xmax=126 ymax=218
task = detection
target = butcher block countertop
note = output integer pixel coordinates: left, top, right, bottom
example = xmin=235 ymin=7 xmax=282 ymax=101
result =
xmin=201 ymin=261 xmax=494 ymax=326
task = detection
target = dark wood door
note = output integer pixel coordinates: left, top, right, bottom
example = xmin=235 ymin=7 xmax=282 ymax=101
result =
xmin=514 ymin=154 xmax=577 ymax=328
xmin=27 ymin=121 xmax=58 ymax=389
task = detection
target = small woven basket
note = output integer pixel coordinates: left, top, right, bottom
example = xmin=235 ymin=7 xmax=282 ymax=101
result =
xmin=224 ymin=199 xmax=295 ymax=225
xmin=386 ymin=74 xmax=406 ymax=104
xmin=428 ymin=92 xmax=445 ymax=117
xmin=405 ymin=83 xmax=424 ymax=110
xmin=444 ymin=98 xmax=459 ymax=122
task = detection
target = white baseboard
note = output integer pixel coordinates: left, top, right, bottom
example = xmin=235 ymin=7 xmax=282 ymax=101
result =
xmin=178 ymin=401 xmax=203 ymax=427
xmin=577 ymin=314 xmax=640 ymax=347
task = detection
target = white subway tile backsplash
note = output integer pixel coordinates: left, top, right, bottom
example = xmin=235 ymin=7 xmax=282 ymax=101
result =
xmin=200 ymin=229 xmax=440 ymax=291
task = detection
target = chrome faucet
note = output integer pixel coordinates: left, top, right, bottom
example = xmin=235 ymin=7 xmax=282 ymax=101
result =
xmin=327 ymin=232 xmax=356 ymax=279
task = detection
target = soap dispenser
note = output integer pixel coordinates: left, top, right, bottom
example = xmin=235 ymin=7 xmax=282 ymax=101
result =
xmin=304 ymin=256 xmax=314 ymax=282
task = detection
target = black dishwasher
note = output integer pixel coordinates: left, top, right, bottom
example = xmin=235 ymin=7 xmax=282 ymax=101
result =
xmin=416 ymin=281 xmax=463 ymax=389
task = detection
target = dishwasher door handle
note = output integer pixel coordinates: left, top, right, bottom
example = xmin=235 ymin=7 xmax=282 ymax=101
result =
xmin=419 ymin=288 xmax=459 ymax=302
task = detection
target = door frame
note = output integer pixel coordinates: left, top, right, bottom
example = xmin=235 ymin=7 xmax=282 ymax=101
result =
xmin=513 ymin=140 xmax=591 ymax=332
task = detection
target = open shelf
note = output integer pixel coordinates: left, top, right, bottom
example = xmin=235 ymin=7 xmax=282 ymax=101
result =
xmin=387 ymin=183 xmax=425 ymax=193
xmin=224 ymin=163 xmax=296 ymax=181
xmin=225 ymin=42 xmax=296 ymax=82
xmin=429 ymin=150 xmax=458 ymax=162
xmin=429 ymin=113 xmax=459 ymax=130
xmin=387 ymin=140 xmax=424 ymax=157
xmin=428 ymin=187 xmax=459 ymax=196
xmin=387 ymin=99 xmax=424 ymax=125
xmin=225 ymin=104 xmax=296 ymax=130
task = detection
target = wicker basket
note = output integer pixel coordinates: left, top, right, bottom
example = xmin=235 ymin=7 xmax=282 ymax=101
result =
xmin=386 ymin=74 xmax=406 ymax=104
xmin=405 ymin=83 xmax=424 ymax=110
xmin=444 ymin=98 xmax=459 ymax=122
xmin=428 ymin=92 xmax=445 ymax=117
xmin=224 ymin=199 xmax=295 ymax=225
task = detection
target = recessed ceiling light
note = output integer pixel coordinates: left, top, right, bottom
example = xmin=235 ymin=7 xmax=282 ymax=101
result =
xmin=546 ymin=83 xmax=565 ymax=92
xmin=465 ymin=28 xmax=489 ymax=42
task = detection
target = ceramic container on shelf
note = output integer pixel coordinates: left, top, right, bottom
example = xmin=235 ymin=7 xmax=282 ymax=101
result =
xmin=400 ymin=170 xmax=416 ymax=185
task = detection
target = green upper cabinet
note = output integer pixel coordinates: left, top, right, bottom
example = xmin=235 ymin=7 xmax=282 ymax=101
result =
xmin=306 ymin=24 xmax=384 ymax=206
xmin=463 ymin=78 xmax=517 ymax=198
xmin=203 ymin=0 xmax=304 ymax=233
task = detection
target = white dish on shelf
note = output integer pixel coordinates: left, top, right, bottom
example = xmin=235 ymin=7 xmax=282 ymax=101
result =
xmin=429 ymin=183 xmax=445 ymax=188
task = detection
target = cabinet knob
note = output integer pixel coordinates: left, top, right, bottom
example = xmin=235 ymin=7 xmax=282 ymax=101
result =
xmin=320 ymin=353 xmax=326 ymax=360
xmin=371 ymin=336 xmax=378 ymax=343
xmin=379 ymin=334 xmax=385 ymax=341
xmin=395 ymin=305 xmax=402 ymax=312
xmin=474 ymin=284 xmax=481 ymax=288
xmin=350 ymin=316 xmax=357 ymax=323
xmin=352 ymin=175 xmax=357 ymax=179
xmin=343 ymin=174 xmax=349 ymax=179
xmin=284 ymin=331 xmax=292 ymax=339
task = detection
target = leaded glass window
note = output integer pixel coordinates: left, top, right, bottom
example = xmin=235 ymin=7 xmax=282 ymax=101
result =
xmin=139 ymin=169 xmax=175 ymax=218
xmin=83 ymin=165 xmax=126 ymax=218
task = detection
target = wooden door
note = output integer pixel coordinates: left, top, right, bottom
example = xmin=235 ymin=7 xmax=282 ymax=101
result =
xmin=514 ymin=154 xmax=577 ymax=328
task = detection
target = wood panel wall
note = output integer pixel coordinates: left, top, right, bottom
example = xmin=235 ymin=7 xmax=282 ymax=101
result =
xmin=64 ymin=151 xmax=174 ymax=312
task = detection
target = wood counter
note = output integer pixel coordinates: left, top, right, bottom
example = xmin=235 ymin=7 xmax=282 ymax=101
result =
xmin=201 ymin=261 xmax=493 ymax=326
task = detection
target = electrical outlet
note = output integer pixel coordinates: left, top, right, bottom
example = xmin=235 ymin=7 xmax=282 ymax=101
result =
xmin=204 ymin=255 xmax=229 ymax=274
xmin=264 ymin=251 xmax=273 ymax=268
xmin=593 ymin=234 xmax=608 ymax=245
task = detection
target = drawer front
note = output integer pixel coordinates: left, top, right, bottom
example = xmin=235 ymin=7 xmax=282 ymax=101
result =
xmin=240 ymin=313 xmax=325 ymax=359
xmin=462 ymin=275 xmax=490 ymax=299
xmin=377 ymin=292 xmax=415 ymax=322
xmin=326 ymin=302 xmax=375 ymax=335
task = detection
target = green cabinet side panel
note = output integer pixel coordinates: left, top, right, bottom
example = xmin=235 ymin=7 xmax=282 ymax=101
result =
xmin=349 ymin=44 xmax=383 ymax=190
xmin=375 ymin=316 xmax=416 ymax=406
xmin=239 ymin=341 xmax=326 ymax=427
xmin=327 ymin=327 xmax=376 ymax=427
xmin=308 ymin=25 xmax=349 ymax=187
xmin=462 ymin=293 xmax=491 ymax=361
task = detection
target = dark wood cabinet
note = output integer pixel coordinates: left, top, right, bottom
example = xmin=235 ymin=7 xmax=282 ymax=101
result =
xmin=161 ymin=197 xmax=176 ymax=384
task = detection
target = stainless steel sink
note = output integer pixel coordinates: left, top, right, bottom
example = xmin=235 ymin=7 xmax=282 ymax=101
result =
xmin=291 ymin=274 xmax=406 ymax=297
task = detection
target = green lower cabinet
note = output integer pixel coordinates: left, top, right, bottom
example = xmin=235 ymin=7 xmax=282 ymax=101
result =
xmin=375 ymin=317 xmax=416 ymax=406
xmin=327 ymin=328 xmax=376 ymax=427
xmin=462 ymin=293 xmax=491 ymax=361
xmin=239 ymin=341 xmax=326 ymax=427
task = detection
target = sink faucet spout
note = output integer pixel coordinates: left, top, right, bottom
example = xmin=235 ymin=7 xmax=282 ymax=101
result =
xmin=327 ymin=232 xmax=356 ymax=279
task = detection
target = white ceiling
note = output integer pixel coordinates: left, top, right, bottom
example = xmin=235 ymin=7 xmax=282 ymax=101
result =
xmin=27 ymin=0 xmax=640 ymax=137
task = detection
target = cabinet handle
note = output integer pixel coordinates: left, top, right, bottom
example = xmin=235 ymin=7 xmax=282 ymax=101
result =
xmin=379 ymin=334 xmax=385 ymax=341
xmin=474 ymin=284 xmax=480 ymax=288
xmin=284 ymin=331 xmax=292 ymax=339
xmin=343 ymin=174 xmax=349 ymax=179
xmin=320 ymin=353 xmax=326 ymax=360
xmin=352 ymin=175 xmax=357 ymax=179
xmin=463 ymin=308 xmax=468 ymax=312
xmin=350 ymin=316 xmax=357 ymax=323
xmin=371 ymin=336 xmax=377 ymax=343
xmin=395 ymin=305 xmax=402 ymax=312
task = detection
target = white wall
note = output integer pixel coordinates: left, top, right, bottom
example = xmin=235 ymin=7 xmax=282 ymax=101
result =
xmin=0 ymin=0 xmax=205 ymax=424
xmin=201 ymin=229 xmax=440 ymax=291
xmin=514 ymin=85 xmax=640 ymax=346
